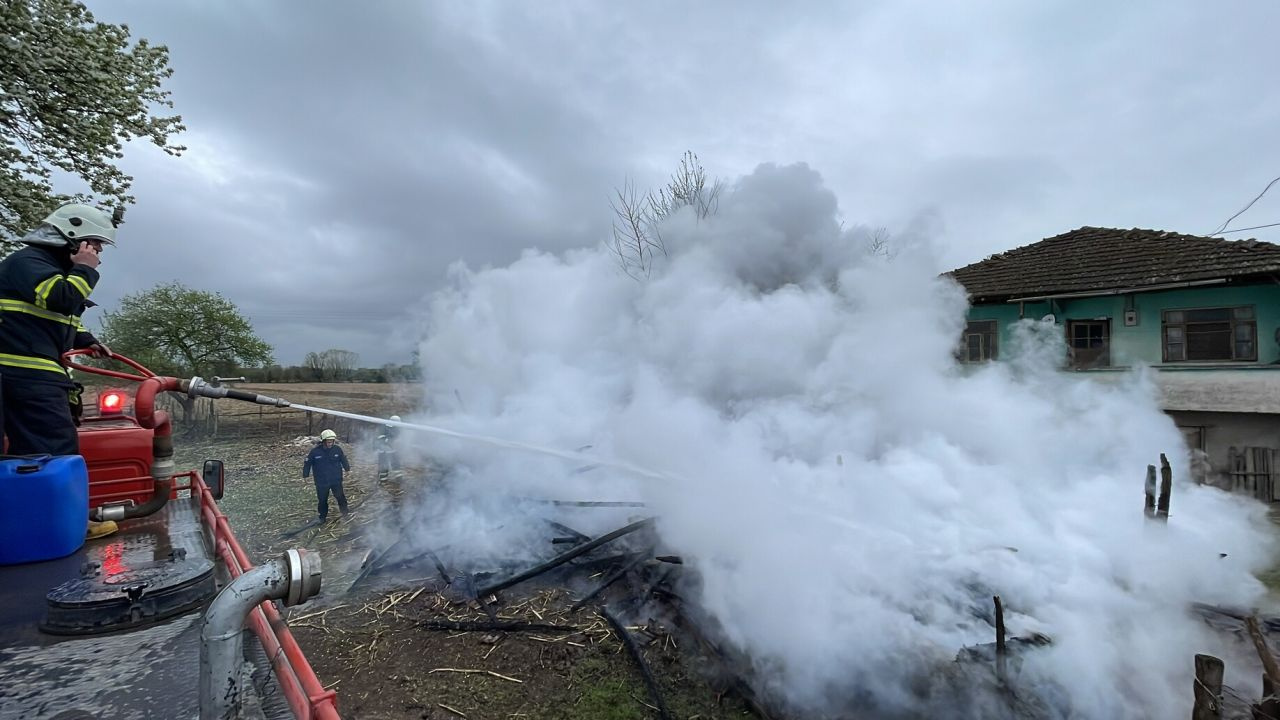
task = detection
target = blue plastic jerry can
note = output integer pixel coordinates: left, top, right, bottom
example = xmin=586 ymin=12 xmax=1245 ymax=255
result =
xmin=0 ymin=455 xmax=89 ymax=565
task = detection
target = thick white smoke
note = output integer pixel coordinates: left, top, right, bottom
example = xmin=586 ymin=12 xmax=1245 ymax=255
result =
xmin=407 ymin=162 xmax=1275 ymax=718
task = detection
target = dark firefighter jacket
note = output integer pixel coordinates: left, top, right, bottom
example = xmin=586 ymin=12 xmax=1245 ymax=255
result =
xmin=0 ymin=245 xmax=100 ymax=386
xmin=303 ymin=443 xmax=350 ymax=484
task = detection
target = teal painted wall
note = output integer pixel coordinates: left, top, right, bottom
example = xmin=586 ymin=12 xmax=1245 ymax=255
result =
xmin=966 ymin=282 xmax=1280 ymax=367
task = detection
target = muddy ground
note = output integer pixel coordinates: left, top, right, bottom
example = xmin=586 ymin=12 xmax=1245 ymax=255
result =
xmin=173 ymin=420 xmax=758 ymax=720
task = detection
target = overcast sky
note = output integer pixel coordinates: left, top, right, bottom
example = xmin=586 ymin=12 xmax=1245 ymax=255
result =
xmin=79 ymin=1 xmax=1280 ymax=366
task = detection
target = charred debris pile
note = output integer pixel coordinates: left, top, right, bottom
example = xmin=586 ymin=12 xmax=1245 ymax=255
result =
xmin=312 ymin=453 xmax=1280 ymax=719
xmin=339 ymin=496 xmax=1077 ymax=720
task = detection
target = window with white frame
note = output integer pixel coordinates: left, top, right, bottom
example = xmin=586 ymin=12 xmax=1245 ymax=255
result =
xmin=960 ymin=320 xmax=998 ymax=363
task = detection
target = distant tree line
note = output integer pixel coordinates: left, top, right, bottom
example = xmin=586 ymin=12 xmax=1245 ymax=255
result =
xmin=237 ymin=361 xmax=420 ymax=384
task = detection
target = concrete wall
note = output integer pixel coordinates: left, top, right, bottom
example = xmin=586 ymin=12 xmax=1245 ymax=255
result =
xmin=1168 ymin=410 xmax=1280 ymax=498
xmin=966 ymin=282 xmax=1280 ymax=367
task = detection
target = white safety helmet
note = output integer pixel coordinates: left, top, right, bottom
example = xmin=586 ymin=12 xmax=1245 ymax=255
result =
xmin=23 ymin=203 xmax=120 ymax=248
xmin=319 ymin=429 xmax=337 ymax=441
xmin=386 ymin=415 xmax=401 ymax=428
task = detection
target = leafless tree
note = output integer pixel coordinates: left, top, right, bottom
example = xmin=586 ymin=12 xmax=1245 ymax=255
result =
xmin=866 ymin=226 xmax=895 ymax=260
xmin=610 ymin=151 xmax=724 ymax=279
xmin=304 ymin=348 xmax=360 ymax=381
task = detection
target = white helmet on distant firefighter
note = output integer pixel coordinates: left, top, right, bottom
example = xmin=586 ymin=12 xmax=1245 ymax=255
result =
xmin=385 ymin=415 xmax=401 ymax=428
xmin=22 ymin=203 xmax=121 ymax=248
xmin=320 ymin=429 xmax=337 ymax=441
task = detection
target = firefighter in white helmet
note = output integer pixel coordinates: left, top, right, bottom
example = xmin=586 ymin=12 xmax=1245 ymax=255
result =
xmin=0 ymin=203 xmax=118 ymax=539
xmin=376 ymin=415 xmax=402 ymax=482
xmin=302 ymin=429 xmax=351 ymax=522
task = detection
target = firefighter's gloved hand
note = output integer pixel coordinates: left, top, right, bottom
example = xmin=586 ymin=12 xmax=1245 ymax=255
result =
xmin=88 ymin=342 xmax=112 ymax=358
xmin=71 ymin=241 xmax=102 ymax=269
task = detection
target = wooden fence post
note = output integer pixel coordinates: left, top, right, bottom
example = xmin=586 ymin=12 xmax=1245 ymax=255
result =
xmin=1145 ymin=465 xmax=1158 ymax=519
xmin=1158 ymin=453 xmax=1173 ymax=522
xmin=1193 ymin=654 xmax=1223 ymax=720
xmin=993 ymin=595 xmax=1007 ymax=684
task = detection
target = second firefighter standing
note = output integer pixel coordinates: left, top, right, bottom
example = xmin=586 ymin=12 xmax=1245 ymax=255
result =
xmin=303 ymin=429 xmax=350 ymax=522
xmin=376 ymin=415 xmax=402 ymax=482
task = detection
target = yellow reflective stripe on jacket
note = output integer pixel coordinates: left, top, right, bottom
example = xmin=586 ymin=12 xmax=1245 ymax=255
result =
xmin=66 ymin=275 xmax=91 ymax=298
xmin=0 ymin=298 xmax=79 ymax=327
xmin=33 ymin=275 xmax=60 ymax=309
xmin=32 ymin=274 xmax=91 ymax=309
xmin=0 ymin=352 xmax=66 ymax=375
xmin=74 ymin=317 xmax=86 ymax=332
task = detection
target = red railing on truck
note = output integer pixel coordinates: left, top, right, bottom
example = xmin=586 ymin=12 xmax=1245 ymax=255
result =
xmin=193 ymin=469 xmax=341 ymax=720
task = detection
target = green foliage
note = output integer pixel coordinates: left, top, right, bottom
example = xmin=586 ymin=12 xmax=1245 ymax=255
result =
xmin=99 ymin=282 xmax=273 ymax=377
xmin=0 ymin=0 xmax=185 ymax=250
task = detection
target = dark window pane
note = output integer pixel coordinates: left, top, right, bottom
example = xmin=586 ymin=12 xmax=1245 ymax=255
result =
xmin=1165 ymin=311 xmax=1184 ymax=324
xmin=1236 ymin=341 xmax=1254 ymax=358
xmin=1234 ymin=306 xmax=1254 ymax=319
xmin=1187 ymin=327 xmax=1232 ymax=360
xmin=1166 ymin=327 xmax=1183 ymax=341
xmin=1166 ymin=342 xmax=1184 ymax=361
xmin=1187 ymin=308 xmax=1231 ymax=323
xmin=1236 ymin=323 xmax=1254 ymax=340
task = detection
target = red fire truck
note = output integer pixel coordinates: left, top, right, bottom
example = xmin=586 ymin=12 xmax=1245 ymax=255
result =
xmin=0 ymin=351 xmax=341 ymax=720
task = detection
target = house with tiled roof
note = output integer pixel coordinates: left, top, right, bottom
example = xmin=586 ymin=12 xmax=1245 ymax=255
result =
xmin=947 ymin=226 xmax=1280 ymax=501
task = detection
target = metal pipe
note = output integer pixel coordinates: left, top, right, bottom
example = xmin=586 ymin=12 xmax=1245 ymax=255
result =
xmin=184 ymin=376 xmax=291 ymax=407
xmin=199 ymin=549 xmax=323 ymax=720
xmin=197 ymin=483 xmax=339 ymax=720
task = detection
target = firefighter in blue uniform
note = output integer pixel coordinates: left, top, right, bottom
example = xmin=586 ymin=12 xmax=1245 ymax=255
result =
xmin=303 ymin=429 xmax=351 ymax=522
xmin=0 ymin=203 xmax=118 ymax=538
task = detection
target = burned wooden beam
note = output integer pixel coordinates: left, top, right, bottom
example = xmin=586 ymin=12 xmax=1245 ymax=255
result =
xmin=475 ymin=518 xmax=655 ymax=598
xmin=348 ymin=537 xmax=407 ymax=592
xmin=552 ymin=500 xmax=646 ymax=507
xmin=602 ymin=606 xmax=673 ymax=720
xmin=571 ymin=549 xmax=654 ymax=612
xmin=1247 ymin=617 xmax=1280 ymax=688
xmin=521 ymin=497 xmax=647 ymax=508
xmin=545 ymin=519 xmax=590 ymax=543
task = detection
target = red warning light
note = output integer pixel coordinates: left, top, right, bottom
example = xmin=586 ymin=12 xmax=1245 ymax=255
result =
xmin=99 ymin=391 xmax=125 ymax=414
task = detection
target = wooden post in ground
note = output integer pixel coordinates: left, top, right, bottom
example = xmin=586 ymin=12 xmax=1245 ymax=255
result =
xmin=1246 ymin=616 xmax=1280 ymax=719
xmin=307 ymin=410 xmax=313 ymax=435
xmin=1145 ymin=464 xmax=1158 ymax=519
xmin=1258 ymin=674 xmax=1279 ymax=720
xmin=1193 ymin=654 xmax=1224 ymax=720
xmin=1158 ymin=453 xmax=1173 ymax=522
xmin=993 ymin=595 xmax=1007 ymax=683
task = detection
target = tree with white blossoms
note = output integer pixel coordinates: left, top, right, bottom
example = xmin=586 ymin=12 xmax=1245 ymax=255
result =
xmin=0 ymin=0 xmax=184 ymax=251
